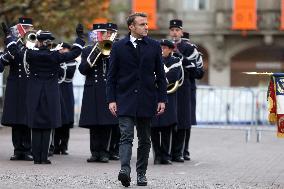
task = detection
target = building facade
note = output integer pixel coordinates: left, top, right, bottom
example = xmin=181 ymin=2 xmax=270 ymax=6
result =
xmin=110 ymin=0 xmax=284 ymax=87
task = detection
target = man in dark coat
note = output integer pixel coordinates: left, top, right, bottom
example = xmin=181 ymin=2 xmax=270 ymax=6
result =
xmin=79 ymin=23 xmax=118 ymax=163
xmin=181 ymin=32 xmax=204 ymax=161
xmin=1 ymin=17 xmax=34 ymax=161
xmin=53 ymin=42 xmax=77 ymax=155
xmin=169 ymin=19 xmax=203 ymax=162
xmin=151 ymin=39 xmax=182 ymax=165
xmin=107 ymin=12 xmax=167 ymax=187
xmin=6 ymin=25 xmax=85 ymax=164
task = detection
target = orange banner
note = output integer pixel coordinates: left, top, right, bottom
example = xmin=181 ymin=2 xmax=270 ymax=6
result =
xmin=232 ymin=0 xmax=257 ymax=30
xmin=281 ymin=0 xmax=284 ymax=30
xmin=132 ymin=0 xmax=158 ymax=30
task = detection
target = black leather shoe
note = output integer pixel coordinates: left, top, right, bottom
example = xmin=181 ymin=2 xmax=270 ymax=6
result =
xmin=109 ymin=155 xmax=119 ymax=160
xmin=41 ymin=160 xmax=51 ymax=164
xmin=137 ymin=173 xmax=147 ymax=186
xmin=184 ymin=155 xmax=191 ymax=161
xmin=87 ymin=156 xmax=99 ymax=163
xmin=161 ymin=159 xmax=172 ymax=165
xmin=99 ymin=156 xmax=109 ymax=163
xmin=10 ymin=154 xmax=23 ymax=161
xmin=23 ymin=154 xmax=33 ymax=161
xmin=61 ymin=150 xmax=69 ymax=155
xmin=172 ymin=156 xmax=184 ymax=162
xmin=118 ymin=169 xmax=131 ymax=187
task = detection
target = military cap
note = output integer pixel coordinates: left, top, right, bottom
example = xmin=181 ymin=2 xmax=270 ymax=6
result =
xmin=169 ymin=19 xmax=183 ymax=29
xmin=18 ymin=17 xmax=33 ymax=25
xmin=160 ymin=39 xmax=175 ymax=49
xmin=61 ymin=42 xmax=71 ymax=49
xmin=106 ymin=23 xmax=118 ymax=31
xmin=36 ymin=31 xmax=55 ymax=41
xmin=93 ymin=23 xmax=107 ymax=31
xmin=182 ymin=32 xmax=190 ymax=39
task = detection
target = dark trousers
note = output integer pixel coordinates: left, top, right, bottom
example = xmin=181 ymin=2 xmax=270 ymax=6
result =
xmin=171 ymin=127 xmax=186 ymax=159
xmin=109 ymin=124 xmax=120 ymax=157
xmin=90 ymin=126 xmax=112 ymax=157
xmin=12 ymin=125 xmax=32 ymax=155
xmin=54 ymin=126 xmax=70 ymax=151
xmin=183 ymin=127 xmax=191 ymax=157
xmin=119 ymin=116 xmax=151 ymax=174
xmin=32 ymin=128 xmax=51 ymax=162
xmin=151 ymin=126 xmax=172 ymax=161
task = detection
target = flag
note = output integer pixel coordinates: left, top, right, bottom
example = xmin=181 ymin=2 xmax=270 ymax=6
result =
xmin=267 ymin=74 xmax=284 ymax=138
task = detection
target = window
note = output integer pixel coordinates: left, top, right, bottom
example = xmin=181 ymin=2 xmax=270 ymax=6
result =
xmin=183 ymin=0 xmax=209 ymax=11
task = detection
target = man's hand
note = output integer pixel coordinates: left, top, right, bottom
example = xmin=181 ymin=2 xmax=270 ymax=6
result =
xmin=109 ymin=102 xmax=117 ymax=117
xmin=157 ymin=102 xmax=166 ymax=116
xmin=76 ymin=23 xmax=84 ymax=39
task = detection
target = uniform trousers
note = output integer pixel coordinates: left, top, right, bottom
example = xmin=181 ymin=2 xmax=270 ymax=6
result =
xmin=183 ymin=127 xmax=191 ymax=157
xmin=54 ymin=125 xmax=71 ymax=152
xmin=109 ymin=124 xmax=120 ymax=157
xmin=171 ymin=127 xmax=186 ymax=159
xmin=32 ymin=128 xmax=51 ymax=162
xmin=151 ymin=126 xmax=172 ymax=161
xmin=90 ymin=126 xmax=112 ymax=158
xmin=12 ymin=125 xmax=32 ymax=156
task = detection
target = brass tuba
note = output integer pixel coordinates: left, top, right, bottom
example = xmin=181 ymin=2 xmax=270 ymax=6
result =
xmin=165 ymin=59 xmax=184 ymax=94
xmin=87 ymin=32 xmax=117 ymax=67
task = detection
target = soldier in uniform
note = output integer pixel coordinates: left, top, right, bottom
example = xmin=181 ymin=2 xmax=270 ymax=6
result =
xmin=79 ymin=23 xmax=118 ymax=163
xmin=53 ymin=42 xmax=77 ymax=155
xmin=5 ymin=25 xmax=85 ymax=164
xmin=1 ymin=18 xmax=34 ymax=161
xmin=181 ymin=32 xmax=204 ymax=161
xmin=105 ymin=22 xmax=120 ymax=161
xmin=151 ymin=39 xmax=182 ymax=165
xmin=169 ymin=19 xmax=203 ymax=162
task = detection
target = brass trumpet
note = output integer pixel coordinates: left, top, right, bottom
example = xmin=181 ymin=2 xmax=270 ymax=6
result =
xmin=87 ymin=32 xmax=117 ymax=67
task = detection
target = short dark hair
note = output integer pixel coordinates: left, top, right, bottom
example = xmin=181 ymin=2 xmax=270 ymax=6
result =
xmin=126 ymin=12 xmax=147 ymax=27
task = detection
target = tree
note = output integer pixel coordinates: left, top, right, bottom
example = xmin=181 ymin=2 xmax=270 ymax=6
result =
xmin=0 ymin=0 xmax=110 ymax=44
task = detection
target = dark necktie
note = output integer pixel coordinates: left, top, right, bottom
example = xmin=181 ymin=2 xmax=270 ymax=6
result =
xmin=135 ymin=39 xmax=141 ymax=56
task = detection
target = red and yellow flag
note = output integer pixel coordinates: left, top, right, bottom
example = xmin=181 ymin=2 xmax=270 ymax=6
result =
xmin=267 ymin=74 xmax=284 ymax=138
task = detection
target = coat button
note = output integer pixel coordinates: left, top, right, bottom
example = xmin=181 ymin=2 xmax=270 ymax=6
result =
xmin=19 ymin=69 xmax=21 ymax=72
xmin=95 ymin=69 xmax=97 ymax=72
xmin=19 ymin=75 xmax=21 ymax=78
xmin=104 ymin=79 xmax=107 ymax=81
xmin=95 ymin=75 xmax=98 ymax=77
xmin=134 ymin=89 xmax=138 ymax=93
xmin=95 ymin=80 xmax=98 ymax=83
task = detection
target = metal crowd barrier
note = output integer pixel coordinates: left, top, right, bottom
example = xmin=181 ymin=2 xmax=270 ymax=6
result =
xmin=195 ymin=86 xmax=255 ymax=142
xmin=0 ymin=84 xmax=277 ymax=142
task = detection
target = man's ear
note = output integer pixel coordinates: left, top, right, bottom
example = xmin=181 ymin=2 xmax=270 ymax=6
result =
xmin=129 ymin=24 xmax=134 ymax=30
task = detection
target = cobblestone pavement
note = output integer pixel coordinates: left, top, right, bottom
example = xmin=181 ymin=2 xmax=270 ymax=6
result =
xmin=0 ymin=126 xmax=283 ymax=189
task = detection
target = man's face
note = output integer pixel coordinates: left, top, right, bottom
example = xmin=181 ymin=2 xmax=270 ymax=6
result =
xmin=106 ymin=30 xmax=116 ymax=40
xmin=129 ymin=16 xmax=148 ymax=38
xmin=169 ymin=27 xmax=183 ymax=42
xmin=161 ymin=45 xmax=173 ymax=57
xmin=22 ymin=24 xmax=34 ymax=32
